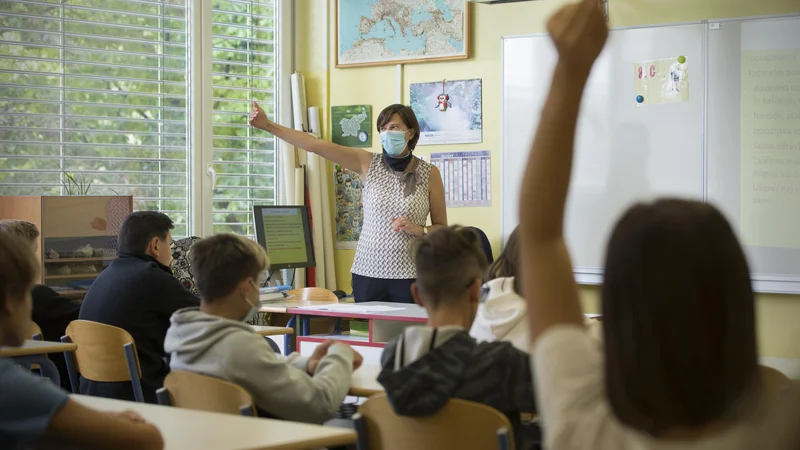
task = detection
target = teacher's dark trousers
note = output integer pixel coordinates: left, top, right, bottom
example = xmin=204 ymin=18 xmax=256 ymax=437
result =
xmin=352 ymin=274 xmax=414 ymax=304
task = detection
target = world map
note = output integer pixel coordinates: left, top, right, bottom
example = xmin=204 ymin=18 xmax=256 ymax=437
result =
xmin=337 ymin=0 xmax=467 ymax=67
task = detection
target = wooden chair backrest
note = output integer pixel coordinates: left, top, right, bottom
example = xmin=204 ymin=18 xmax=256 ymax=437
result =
xmin=163 ymin=371 xmax=256 ymax=416
xmin=358 ymin=393 xmax=514 ymax=450
xmin=29 ymin=321 xmax=42 ymax=338
xmin=761 ymin=365 xmax=791 ymax=396
xmin=65 ymin=320 xmax=141 ymax=382
xmin=286 ymin=287 xmax=338 ymax=303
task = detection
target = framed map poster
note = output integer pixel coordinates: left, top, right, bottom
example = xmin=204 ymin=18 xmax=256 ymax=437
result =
xmin=336 ymin=0 xmax=470 ymax=68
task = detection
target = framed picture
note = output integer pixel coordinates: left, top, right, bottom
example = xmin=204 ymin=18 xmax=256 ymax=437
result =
xmin=336 ymin=0 xmax=470 ymax=68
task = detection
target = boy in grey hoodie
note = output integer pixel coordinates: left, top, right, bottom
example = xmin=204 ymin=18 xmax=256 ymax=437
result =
xmin=164 ymin=234 xmax=362 ymax=424
xmin=378 ymin=226 xmax=538 ymax=450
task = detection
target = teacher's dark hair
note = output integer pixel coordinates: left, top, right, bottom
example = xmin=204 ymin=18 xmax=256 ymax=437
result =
xmin=487 ymin=226 xmax=521 ymax=295
xmin=377 ymin=104 xmax=421 ymax=151
xmin=602 ymin=198 xmax=759 ymax=436
xmin=415 ymin=226 xmax=487 ymax=309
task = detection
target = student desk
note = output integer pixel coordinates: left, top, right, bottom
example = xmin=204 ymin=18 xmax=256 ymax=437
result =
xmin=68 ymin=395 xmax=356 ymax=450
xmin=0 ymin=340 xmax=77 ymax=386
xmin=258 ymin=295 xmax=337 ymax=354
xmin=289 ymin=302 xmax=427 ymax=365
xmin=350 ymin=363 xmax=384 ymax=397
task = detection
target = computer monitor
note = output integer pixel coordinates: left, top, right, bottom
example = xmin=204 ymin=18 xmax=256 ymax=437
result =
xmin=253 ymin=205 xmax=316 ymax=269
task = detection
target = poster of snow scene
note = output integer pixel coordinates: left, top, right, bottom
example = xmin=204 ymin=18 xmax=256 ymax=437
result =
xmin=410 ymin=78 xmax=482 ymax=146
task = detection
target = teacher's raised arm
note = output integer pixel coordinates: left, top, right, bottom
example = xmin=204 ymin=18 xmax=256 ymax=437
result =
xmin=249 ymin=101 xmax=373 ymax=176
xmin=251 ymin=101 xmax=447 ymax=304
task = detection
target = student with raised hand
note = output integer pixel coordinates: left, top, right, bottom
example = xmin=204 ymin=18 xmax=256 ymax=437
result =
xmin=164 ymin=233 xmax=362 ymax=424
xmin=0 ymin=234 xmax=163 ymax=450
xmin=469 ymin=226 xmax=530 ymax=352
xmin=378 ymin=226 xmax=537 ymax=450
xmin=519 ymin=1 xmax=760 ymax=449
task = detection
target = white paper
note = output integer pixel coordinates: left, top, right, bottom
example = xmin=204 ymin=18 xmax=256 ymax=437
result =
xmin=308 ymin=106 xmax=321 ymax=138
xmin=291 ymin=72 xmax=308 ymax=132
xmin=296 ymin=304 xmax=404 ymax=313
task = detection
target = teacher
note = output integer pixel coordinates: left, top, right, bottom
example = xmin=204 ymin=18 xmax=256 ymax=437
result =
xmin=249 ymin=102 xmax=447 ymax=303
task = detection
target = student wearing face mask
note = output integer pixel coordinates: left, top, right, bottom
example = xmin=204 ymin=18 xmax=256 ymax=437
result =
xmin=164 ymin=234 xmax=363 ymax=424
xmin=249 ymin=102 xmax=447 ymax=303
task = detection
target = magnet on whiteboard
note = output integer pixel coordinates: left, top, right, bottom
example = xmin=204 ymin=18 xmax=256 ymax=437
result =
xmin=709 ymin=23 xmax=720 ymax=30
xmin=636 ymin=95 xmax=644 ymax=103
xmin=678 ymin=56 xmax=686 ymax=64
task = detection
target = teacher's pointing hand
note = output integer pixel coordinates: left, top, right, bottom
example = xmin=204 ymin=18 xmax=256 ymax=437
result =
xmin=392 ymin=217 xmax=423 ymax=236
xmin=249 ymin=101 xmax=270 ymax=130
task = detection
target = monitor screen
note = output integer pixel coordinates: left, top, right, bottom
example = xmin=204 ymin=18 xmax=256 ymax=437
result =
xmin=253 ymin=205 xmax=316 ymax=269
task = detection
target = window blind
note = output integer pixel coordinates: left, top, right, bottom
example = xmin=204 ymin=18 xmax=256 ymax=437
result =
xmin=211 ymin=0 xmax=277 ymax=237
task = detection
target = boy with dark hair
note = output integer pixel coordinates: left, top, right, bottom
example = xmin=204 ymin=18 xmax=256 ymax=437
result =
xmin=0 ymin=233 xmax=163 ymax=450
xmin=378 ymin=226 xmax=537 ymax=450
xmin=79 ymin=211 xmax=199 ymax=403
xmin=164 ymin=233 xmax=362 ymax=423
xmin=0 ymin=220 xmax=80 ymax=390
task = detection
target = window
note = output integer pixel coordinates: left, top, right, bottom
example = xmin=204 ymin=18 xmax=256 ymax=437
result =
xmin=211 ymin=0 xmax=277 ymax=237
xmin=0 ymin=0 xmax=284 ymax=238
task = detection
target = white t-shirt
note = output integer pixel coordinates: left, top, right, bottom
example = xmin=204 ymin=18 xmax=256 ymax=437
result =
xmin=532 ymin=325 xmax=751 ymax=450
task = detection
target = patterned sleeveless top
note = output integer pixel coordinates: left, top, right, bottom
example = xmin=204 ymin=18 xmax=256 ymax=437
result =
xmin=351 ymin=153 xmax=431 ymax=279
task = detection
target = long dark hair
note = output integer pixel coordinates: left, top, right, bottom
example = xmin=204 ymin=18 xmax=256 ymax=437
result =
xmin=602 ymin=199 xmax=759 ymax=435
xmin=486 ymin=227 xmax=521 ymax=295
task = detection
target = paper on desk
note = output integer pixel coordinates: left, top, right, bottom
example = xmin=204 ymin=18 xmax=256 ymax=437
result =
xmin=296 ymin=304 xmax=403 ymax=313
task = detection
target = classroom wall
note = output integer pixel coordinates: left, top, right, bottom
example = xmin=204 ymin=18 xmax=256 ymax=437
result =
xmin=295 ymin=0 xmax=800 ymax=359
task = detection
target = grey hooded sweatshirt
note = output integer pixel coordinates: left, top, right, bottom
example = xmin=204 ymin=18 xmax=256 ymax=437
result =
xmin=378 ymin=325 xmax=538 ymax=450
xmin=164 ymin=308 xmax=353 ymax=424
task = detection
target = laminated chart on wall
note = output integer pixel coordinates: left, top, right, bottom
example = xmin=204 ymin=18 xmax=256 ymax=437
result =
xmin=410 ymin=79 xmax=482 ymax=145
xmin=430 ymin=151 xmax=491 ymax=208
xmin=331 ymin=105 xmax=372 ymax=147
xmin=633 ymin=56 xmax=689 ymax=105
xmin=333 ymin=165 xmax=364 ymax=249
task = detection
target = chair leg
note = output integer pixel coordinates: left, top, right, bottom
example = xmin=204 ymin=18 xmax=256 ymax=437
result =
xmin=353 ymin=413 xmax=369 ymax=450
xmin=124 ymin=343 xmax=145 ymax=403
xmin=60 ymin=336 xmax=80 ymax=394
xmin=496 ymin=427 xmax=511 ymax=450
xmin=155 ymin=388 xmax=171 ymax=406
xmin=285 ymin=315 xmax=296 ymax=355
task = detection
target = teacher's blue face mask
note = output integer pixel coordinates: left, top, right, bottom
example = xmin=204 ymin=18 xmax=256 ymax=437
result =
xmin=381 ymin=130 xmax=409 ymax=157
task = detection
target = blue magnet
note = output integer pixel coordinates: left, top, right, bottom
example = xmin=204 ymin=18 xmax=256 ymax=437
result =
xmin=636 ymin=95 xmax=644 ymax=103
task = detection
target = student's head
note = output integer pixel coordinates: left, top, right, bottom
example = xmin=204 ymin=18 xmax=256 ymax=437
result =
xmin=0 ymin=234 xmax=38 ymax=347
xmin=119 ymin=211 xmax=174 ymax=267
xmin=413 ymin=226 xmax=488 ymax=325
xmin=191 ymin=234 xmax=269 ymax=322
xmin=377 ymin=104 xmax=421 ymax=155
xmin=0 ymin=219 xmax=39 ymax=253
xmin=487 ymin=226 xmax=521 ymax=294
xmin=601 ymin=199 xmax=758 ymax=435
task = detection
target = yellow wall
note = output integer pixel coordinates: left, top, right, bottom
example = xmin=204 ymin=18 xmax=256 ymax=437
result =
xmin=296 ymin=0 xmax=800 ymax=358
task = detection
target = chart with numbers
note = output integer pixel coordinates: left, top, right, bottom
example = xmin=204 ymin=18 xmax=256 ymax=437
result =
xmin=430 ymin=151 xmax=491 ymax=208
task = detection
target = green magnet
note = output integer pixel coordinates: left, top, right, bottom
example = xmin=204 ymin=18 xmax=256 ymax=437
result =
xmin=678 ymin=55 xmax=686 ymax=64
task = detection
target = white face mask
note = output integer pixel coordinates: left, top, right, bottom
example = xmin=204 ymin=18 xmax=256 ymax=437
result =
xmin=240 ymin=280 xmax=259 ymax=323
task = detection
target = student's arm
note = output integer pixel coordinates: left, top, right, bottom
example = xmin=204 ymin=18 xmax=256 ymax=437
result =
xmin=519 ymin=0 xmax=608 ymax=344
xmin=47 ymin=399 xmax=163 ymax=450
xmin=154 ymin=271 xmax=200 ymax=316
xmin=249 ymin=101 xmax=373 ymax=176
xmin=228 ymin=334 xmax=355 ymax=424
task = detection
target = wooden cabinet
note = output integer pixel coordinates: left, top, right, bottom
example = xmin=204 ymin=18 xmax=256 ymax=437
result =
xmin=0 ymin=196 xmax=133 ymax=297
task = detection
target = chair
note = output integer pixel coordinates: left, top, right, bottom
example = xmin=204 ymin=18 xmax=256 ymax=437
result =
xmin=760 ymin=364 xmax=791 ymax=396
xmin=467 ymin=227 xmax=494 ymax=264
xmin=29 ymin=321 xmax=43 ymax=341
xmin=61 ymin=320 xmax=144 ymax=401
xmin=170 ymin=236 xmax=201 ymax=297
xmin=156 ymin=370 xmax=256 ymax=417
xmin=353 ymin=393 xmax=514 ymax=450
xmin=285 ymin=288 xmax=339 ymax=345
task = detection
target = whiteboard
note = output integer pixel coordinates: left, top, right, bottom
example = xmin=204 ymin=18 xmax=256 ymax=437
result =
xmin=501 ymin=24 xmax=706 ymax=284
xmin=706 ymin=16 xmax=800 ymax=293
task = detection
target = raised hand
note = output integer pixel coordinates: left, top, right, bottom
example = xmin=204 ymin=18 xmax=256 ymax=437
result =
xmin=547 ymin=0 xmax=608 ymax=77
xmin=249 ymin=101 xmax=270 ymax=131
